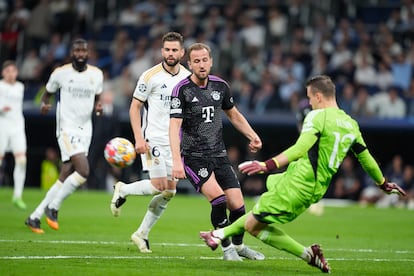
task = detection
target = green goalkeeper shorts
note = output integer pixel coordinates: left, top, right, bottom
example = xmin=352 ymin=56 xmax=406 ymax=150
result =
xmin=252 ymin=173 xmax=311 ymax=224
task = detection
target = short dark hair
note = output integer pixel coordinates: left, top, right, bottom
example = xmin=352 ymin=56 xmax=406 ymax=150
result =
xmin=306 ymin=75 xmax=336 ymax=98
xmin=72 ymin=38 xmax=88 ymax=49
xmin=2 ymin=60 xmax=16 ymax=70
xmin=187 ymin=43 xmax=211 ymax=60
xmin=162 ymin=32 xmax=184 ymax=47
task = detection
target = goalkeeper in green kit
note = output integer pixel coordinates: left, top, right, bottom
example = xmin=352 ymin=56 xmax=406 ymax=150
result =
xmin=200 ymin=75 xmax=406 ymax=273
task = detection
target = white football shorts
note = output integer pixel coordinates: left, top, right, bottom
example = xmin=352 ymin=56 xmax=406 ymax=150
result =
xmin=0 ymin=125 xmax=26 ymax=155
xmin=141 ymin=143 xmax=172 ymax=180
xmin=57 ymin=130 xmax=91 ymax=162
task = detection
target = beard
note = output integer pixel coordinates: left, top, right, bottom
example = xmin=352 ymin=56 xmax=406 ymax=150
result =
xmin=72 ymin=57 xmax=88 ymax=71
xmin=164 ymin=57 xmax=179 ymax=67
xmin=194 ymin=71 xmax=208 ymax=81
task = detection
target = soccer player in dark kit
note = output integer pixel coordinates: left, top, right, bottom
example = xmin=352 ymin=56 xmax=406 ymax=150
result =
xmin=169 ymin=43 xmax=264 ymax=261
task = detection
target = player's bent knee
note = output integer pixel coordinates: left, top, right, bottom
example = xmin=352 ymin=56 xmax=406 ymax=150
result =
xmin=72 ymin=171 xmax=87 ymax=186
xmin=13 ymin=155 xmax=27 ymax=173
xmin=14 ymin=155 xmax=27 ymax=165
xmin=246 ymin=227 xmax=260 ymax=237
xmin=161 ymin=190 xmax=176 ymax=201
xmin=148 ymin=190 xmax=176 ymax=215
xmin=75 ymin=168 xmax=89 ymax=179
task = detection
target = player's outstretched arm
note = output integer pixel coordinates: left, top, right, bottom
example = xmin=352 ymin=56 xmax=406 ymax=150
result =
xmin=355 ymin=149 xmax=407 ymax=197
xmin=238 ymin=157 xmax=280 ymax=176
xmin=238 ymin=153 xmax=291 ymax=176
xmin=378 ymin=181 xmax=407 ymax=196
xmin=238 ymin=161 xmax=267 ymax=175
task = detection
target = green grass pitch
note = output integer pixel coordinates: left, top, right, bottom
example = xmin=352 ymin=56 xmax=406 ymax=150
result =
xmin=0 ymin=187 xmax=413 ymax=275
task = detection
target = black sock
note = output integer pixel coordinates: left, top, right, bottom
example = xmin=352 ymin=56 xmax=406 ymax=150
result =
xmin=229 ymin=205 xmax=246 ymax=246
xmin=210 ymin=194 xmax=231 ymax=247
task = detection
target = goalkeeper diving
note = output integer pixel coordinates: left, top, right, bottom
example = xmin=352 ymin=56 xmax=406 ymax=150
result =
xmin=200 ymin=75 xmax=406 ymax=273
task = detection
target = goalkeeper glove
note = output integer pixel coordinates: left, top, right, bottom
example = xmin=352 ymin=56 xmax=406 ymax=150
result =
xmin=378 ymin=181 xmax=407 ymax=196
xmin=238 ymin=158 xmax=279 ymax=175
xmin=238 ymin=161 xmax=266 ymax=175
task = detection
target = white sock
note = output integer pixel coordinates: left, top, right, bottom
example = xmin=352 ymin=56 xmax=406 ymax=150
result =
xmin=136 ymin=190 xmax=175 ymax=238
xmin=213 ymin=229 xmax=225 ymax=240
xmin=222 ymin=243 xmax=234 ymax=251
xmin=13 ymin=158 xmax=26 ymax=199
xmin=30 ymin=180 xmax=62 ymax=219
xmin=48 ymin=172 xmax=86 ymax=210
xmin=233 ymin=244 xmax=245 ymax=251
xmin=136 ymin=210 xmax=159 ymax=239
xmin=121 ymin=179 xmax=158 ymax=197
xmin=301 ymin=247 xmax=311 ymax=262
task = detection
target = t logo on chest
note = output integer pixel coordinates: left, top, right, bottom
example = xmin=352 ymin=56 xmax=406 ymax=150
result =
xmin=202 ymin=106 xmax=214 ymax=122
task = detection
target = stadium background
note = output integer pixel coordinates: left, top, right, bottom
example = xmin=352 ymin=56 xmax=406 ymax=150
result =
xmin=1 ymin=0 xmax=414 ymax=201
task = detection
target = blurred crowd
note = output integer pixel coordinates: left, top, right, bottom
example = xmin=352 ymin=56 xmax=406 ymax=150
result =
xmin=1 ymin=0 xmax=414 ymax=206
xmin=2 ymin=0 xmax=414 ymax=118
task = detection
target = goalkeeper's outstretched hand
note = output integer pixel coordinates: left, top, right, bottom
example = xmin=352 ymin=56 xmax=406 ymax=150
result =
xmin=238 ymin=161 xmax=267 ymax=175
xmin=379 ymin=182 xmax=407 ymax=196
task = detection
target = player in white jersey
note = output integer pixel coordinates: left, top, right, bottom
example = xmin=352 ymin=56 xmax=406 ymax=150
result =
xmin=110 ymin=32 xmax=191 ymax=253
xmin=0 ymin=60 xmax=28 ymax=210
xmin=25 ymin=39 xmax=103 ymax=234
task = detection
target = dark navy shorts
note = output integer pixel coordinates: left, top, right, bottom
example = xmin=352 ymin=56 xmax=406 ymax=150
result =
xmin=182 ymin=155 xmax=241 ymax=193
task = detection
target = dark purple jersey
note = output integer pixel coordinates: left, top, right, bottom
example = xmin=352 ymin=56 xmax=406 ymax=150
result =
xmin=170 ymin=75 xmax=234 ymax=157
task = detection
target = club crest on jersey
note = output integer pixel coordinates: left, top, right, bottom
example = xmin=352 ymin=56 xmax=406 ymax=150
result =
xmin=198 ymin=168 xmax=208 ymax=178
xmin=138 ymin=83 xmax=147 ymax=93
xmin=211 ymin=91 xmax=220 ymax=101
xmin=171 ymin=98 xmax=181 ymax=108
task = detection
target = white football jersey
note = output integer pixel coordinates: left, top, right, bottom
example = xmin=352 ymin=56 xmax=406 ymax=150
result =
xmin=133 ymin=63 xmax=191 ymax=146
xmin=0 ymin=79 xmax=25 ymax=129
xmin=46 ymin=64 xmax=103 ymax=137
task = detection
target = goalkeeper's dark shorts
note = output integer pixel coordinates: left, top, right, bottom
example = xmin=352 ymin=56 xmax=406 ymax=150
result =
xmin=182 ymin=155 xmax=240 ymax=193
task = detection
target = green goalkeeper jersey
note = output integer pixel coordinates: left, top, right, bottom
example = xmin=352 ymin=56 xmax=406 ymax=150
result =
xmin=281 ymin=107 xmax=384 ymax=204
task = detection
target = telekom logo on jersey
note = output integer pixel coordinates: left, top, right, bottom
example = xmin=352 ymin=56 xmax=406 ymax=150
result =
xmin=202 ymin=106 xmax=214 ymax=122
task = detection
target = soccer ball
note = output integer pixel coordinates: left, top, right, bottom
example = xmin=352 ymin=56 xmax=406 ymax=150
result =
xmin=104 ymin=137 xmax=136 ymax=168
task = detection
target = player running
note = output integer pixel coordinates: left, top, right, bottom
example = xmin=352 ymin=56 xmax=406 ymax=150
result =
xmin=25 ymin=38 xmax=103 ymax=233
xmin=109 ymin=32 xmax=191 ymax=253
